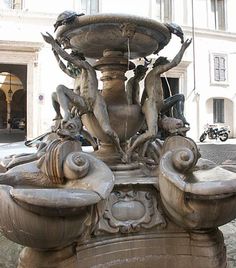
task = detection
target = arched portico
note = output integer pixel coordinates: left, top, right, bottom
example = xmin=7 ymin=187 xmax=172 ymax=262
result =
xmin=0 ymin=72 xmax=26 ymax=131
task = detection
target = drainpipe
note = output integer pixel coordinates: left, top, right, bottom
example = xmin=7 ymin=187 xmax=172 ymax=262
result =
xmin=191 ymin=0 xmax=196 ymax=93
xmin=191 ymin=0 xmax=200 ymax=139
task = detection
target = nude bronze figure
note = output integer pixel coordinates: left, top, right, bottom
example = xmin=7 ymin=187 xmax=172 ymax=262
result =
xmin=42 ymin=32 xmax=125 ymax=159
xmin=51 ymin=50 xmax=83 ymax=120
xmin=126 ymin=65 xmax=148 ymax=105
xmin=126 ymin=39 xmax=192 ymax=162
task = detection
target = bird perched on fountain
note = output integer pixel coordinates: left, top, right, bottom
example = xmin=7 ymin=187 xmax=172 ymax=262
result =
xmin=54 ymin=10 xmax=85 ymax=32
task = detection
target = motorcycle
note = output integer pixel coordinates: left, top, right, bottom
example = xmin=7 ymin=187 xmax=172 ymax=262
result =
xmin=199 ymin=124 xmax=230 ymax=142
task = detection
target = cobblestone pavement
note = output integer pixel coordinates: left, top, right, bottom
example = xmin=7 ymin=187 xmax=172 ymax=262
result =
xmin=198 ymin=142 xmax=236 ymax=165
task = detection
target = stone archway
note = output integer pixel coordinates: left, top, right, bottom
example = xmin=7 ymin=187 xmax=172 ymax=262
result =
xmin=0 ymin=71 xmax=25 ymax=132
xmin=11 ymin=89 xmax=26 ymax=125
xmin=0 ymin=89 xmax=7 ymax=129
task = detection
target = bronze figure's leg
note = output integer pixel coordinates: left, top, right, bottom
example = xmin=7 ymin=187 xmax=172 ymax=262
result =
xmin=51 ymin=91 xmax=63 ymax=120
xmin=93 ymin=94 xmax=125 ymax=157
xmin=81 ymin=129 xmax=98 ymax=151
xmin=56 ymin=84 xmax=87 ymax=122
xmin=126 ymin=99 xmax=158 ymax=162
xmin=162 ymin=94 xmax=189 ymax=125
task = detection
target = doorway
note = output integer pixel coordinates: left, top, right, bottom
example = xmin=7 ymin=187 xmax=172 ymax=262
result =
xmin=161 ymin=77 xmax=179 ymax=98
xmin=0 ymin=65 xmax=27 ymax=143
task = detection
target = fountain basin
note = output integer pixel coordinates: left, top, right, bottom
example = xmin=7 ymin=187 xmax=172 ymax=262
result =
xmin=0 ymin=185 xmax=98 ymax=249
xmin=56 ymin=13 xmax=171 ymax=59
xmin=0 ymin=151 xmax=114 ymax=249
xmin=159 ymin=146 xmax=236 ymax=229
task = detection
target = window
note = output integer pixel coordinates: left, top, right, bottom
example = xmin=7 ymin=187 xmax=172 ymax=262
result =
xmin=214 ymin=55 xmax=226 ymax=82
xmin=213 ymin=98 xmax=224 ymax=123
xmin=210 ymin=0 xmax=226 ymax=30
xmin=2 ymin=0 xmax=23 ymax=9
xmin=81 ymin=0 xmax=99 ymax=15
xmin=151 ymin=0 xmax=172 ymax=22
xmin=210 ymin=53 xmax=228 ymax=85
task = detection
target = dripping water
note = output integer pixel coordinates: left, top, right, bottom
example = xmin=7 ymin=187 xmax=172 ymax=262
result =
xmin=164 ymin=73 xmax=173 ymax=117
xmin=164 ymin=73 xmax=172 ymax=97
xmin=127 ymin=38 xmax=131 ymax=71
xmin=124 ymin=38 xmax=131 ymax=147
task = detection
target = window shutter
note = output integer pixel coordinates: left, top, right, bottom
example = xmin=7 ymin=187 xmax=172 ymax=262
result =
xmin=163 ymin=0 xmax=171 ymax=22
xmin=217 ymin=0 xmax=226 ymax=30
xmin=213 ymin=55 xmax=226 ymax=82
xmin=219 ymin=57 xmax=226 ymax=81
xmin=13 ymin=0 xmax=23 ymax=9
xmin=214 ymin=56 xmax=220 ymax=81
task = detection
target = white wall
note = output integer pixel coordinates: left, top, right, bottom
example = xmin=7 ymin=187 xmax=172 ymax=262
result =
xmin=24 ymin=0 xmax=74 ymax=14
xmin=100 ymin=0 xmax=149 ymax=17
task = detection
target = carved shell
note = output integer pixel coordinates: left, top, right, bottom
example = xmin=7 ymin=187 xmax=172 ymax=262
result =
xmin=39 ymin=139 xmax=81 ymax=184
xmin=172 ymin=148 xmax=195 ymax=172
xmin=63 ymin=152 xmax=90 ymax=180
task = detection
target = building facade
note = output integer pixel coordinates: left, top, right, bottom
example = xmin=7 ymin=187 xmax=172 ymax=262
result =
xmin=0 ymin=0 xmax=235 ymax=140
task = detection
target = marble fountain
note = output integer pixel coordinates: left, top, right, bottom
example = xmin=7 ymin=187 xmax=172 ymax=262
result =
xmin=0 ymin=12 xmax=236 ymax=268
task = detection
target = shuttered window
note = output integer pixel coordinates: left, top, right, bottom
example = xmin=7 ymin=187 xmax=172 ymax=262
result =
xmin=210 ymin=0 xmax=226 ymax=30
xmin=214 ymin=55 xmax=226 ymax=82
xmin=3 ymin=0 xmax=23 ymax=9
xmin=12 ymin=0 xmax=22 ymax=9
xmin=152 ymin=0 xmax=172 ymax=22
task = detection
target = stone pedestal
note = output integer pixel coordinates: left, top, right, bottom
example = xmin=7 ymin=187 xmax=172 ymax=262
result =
xmin=76 ymin=229 xmax=226 ymax=268
xmin=18 ymin=246 xmax=77 ymax=268
xmin=74 ymin=166 xmax=227 ymax=268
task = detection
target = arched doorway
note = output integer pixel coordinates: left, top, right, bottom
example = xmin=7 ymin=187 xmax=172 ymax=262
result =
xmin=0 ymin=89 xmax=7 ymax=128
xmin=0 ymin=72 xmax=26 ymax=131
xmin=11 ymin=89 xmax=26 ymax=129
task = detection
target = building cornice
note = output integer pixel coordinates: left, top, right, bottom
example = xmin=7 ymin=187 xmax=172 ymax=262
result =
xmin=183 ymin=26 xmax=236 ymax=41
xmin=0 ymin=9 xmax=57 ymax=22
xmin=0 ymin=40 xmax=43 ymax=52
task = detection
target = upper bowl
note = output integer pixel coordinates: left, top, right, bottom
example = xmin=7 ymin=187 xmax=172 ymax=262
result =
xmin=56 ymin=13 xmax=171 ymax=59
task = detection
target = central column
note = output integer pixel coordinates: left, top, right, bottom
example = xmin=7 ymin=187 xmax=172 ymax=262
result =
xmin=94 ymin=50 xmax=135 ymax=105
xmin=82 ymin=49 xmax=143 ymax=159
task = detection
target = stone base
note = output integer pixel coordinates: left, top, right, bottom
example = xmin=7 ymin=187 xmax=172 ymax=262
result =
xmin=9 ymin=226 xmax=228 ymax=268
xmin=17 ymin=245 xmax=77 ymax=268
xmin=76 ymin=229 xmax=226 ymax=268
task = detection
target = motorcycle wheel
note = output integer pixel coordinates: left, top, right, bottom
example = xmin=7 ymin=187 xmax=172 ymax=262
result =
xmin=199 ymin=133 xmax=207 ymax=142
xmin=219 ymin=133 xmax=228 ymax=142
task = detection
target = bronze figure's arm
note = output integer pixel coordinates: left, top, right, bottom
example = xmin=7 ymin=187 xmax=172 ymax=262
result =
xmin=42 ymin=32 xmax=88 ymax=70
xmin=154 ymin=39 xmax=192 ymax=75
xmin=52 ymin=50 xmax=76 ymax=78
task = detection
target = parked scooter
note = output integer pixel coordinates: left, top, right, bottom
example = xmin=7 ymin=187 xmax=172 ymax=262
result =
xmin=199 ymin=124 xmax=230 ymax=142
